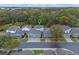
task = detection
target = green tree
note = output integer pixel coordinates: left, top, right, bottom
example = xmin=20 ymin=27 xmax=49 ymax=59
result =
xmin=3 ymin=39 xmax=20 ymax=50
xmin=50 ymin=25 xmax=64 ymax=42
xmin=58 ymin=16 xmax=70 ymax=25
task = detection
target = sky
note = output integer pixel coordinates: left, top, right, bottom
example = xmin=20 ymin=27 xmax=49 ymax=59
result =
xmin=0 ymin=0 xmax=78 ymax=4
xmin=0 ymin=0 xmax=79 ymax=7
xmin=0 ymin=4 xmax=79 ymax=7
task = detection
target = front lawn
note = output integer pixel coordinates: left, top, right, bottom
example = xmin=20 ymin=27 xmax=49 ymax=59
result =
xmin=40 ymin=38 xmax=45 ymax=42
xmin=50 ymin=37 xmax=67 ymax=42
xmin=19 ymin=36 xmax=28 ymax=42
xmin=59 ymin=37 xmax=67 ymax=42
xmin=71 ymin=37 xmax=78 ymax=42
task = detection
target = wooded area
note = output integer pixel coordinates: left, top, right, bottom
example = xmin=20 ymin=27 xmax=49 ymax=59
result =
xmin=0 ymin=7 xmax=79 ymax=49
xmin=0 ymin=8 xmax=79 ymax=31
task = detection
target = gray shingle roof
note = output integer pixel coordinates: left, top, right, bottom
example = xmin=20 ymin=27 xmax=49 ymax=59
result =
xmin=71 ymin=28 xmax=79 ymax=34
xmin=34 ymin=25 xmax=44 ymax=28
xmin=43 ymin=28 xmax=52 ymax=38
xmin=34 ymin=25 xmax=44 ymax=32
xmin=7 ymin=25 xmax=20 ymax=31
xmin=59 ymin=25 xmax=71 ymax=31
xmin=21 ymin=25 xmax=32 ymax=32
xmin=71 ymin=28 xmax=79 ymax=37
xmin=28 ymin=28 xmax=42 ymax=34
xmin=22 ymin=25 xmax=32 ymax=29
xmin=43 ymin=28 xmax=51 ymax=34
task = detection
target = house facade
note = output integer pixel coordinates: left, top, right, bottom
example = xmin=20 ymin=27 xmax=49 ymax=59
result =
xmin=43 ymin=28 xmax=52 ymax=38
xmin=6 ymin=26 xmax=24 ymax=39
xmin=6 ymin=26 xmax=20 ymax=34
xmin=34 ymin=25 xmax=44 ymax=32
xmin=21 ymin=25 xmax=32 ymax=32
xmin=27 ymin=28 xmax=42 ymax=38
xmin=5 ymin=25 xmax=72 ymax=39
xmin=60 ymin=25 xmax=71 ymax=34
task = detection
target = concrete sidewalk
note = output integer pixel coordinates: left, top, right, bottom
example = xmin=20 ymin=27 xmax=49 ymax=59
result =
xmin=27 ymin=38 xmax=40 ymax=42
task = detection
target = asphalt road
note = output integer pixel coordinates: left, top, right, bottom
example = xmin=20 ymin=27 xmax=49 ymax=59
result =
xmin=18 ymin=42 xmax=79 ymax=54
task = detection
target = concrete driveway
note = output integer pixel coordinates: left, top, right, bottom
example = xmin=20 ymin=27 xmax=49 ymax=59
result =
xmin=27 ymin=38 xmax=40 ymax=42
xmin=64 ymin=34 xmax=73 ymax=42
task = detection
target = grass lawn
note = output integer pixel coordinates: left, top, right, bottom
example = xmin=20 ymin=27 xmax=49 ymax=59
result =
xmin=0 ymin=24 xmax=12 ymax=31
xmin=19 ymin=37 xmax=28 ymax=42
xmin=71 ymin=37 xmax=78 ymax=42
xmin=40 ymin=38 xmax=45 ymax=42
xmin=59 ymin=37 xmax=67 ymax=42
xmin=32 ymin=50 xmax=44 ymax=55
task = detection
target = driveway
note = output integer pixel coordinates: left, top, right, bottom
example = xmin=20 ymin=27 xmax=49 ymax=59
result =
xmin=64 ymin=34 xmax=73 ymax=42
xmin=27 ymin=38 xmax=40 ymax=42
xmin=45 ymin=38 xmax=52 ymax=42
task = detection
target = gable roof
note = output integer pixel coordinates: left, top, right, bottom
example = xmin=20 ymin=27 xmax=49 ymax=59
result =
xmin=43 ymin=28 xmax=51 ymax=34
xmin=22 ymin=25 xmax=32 ymax=28
xmin=34 ymin=25 xmax=44 ymax=28
xmin=21 ymin=25 xmax=32 ymax=31
xmin=28 ymin=28 xmax=42 ymax=34
xmin=7 ymin=25 xmax=20 ymax=31
xmin=34 ymin=25 xmax=44 ymax=31
xmin=71 ymin=28 xmax=79 ymax=34
xmin=59 ymin=25 xmax=71 ymax=31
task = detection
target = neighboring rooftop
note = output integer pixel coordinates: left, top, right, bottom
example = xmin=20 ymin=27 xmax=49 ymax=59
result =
xmin=71 ymin=28 xmax=79 ymax=34
xmin=28 ymin=28 xmax=42 ymax=34
xmin=6 ymin=25 xmax=20 ymax=31
xmin=59 ymin=25 xmax=71 ymax=31
xmin=21 ymin=25 xmax=32 ymax=32
xmin=71 ymin=28 xmax=79 ymax=37
xmin=34 ymin=25 xmax=44 ymax=32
